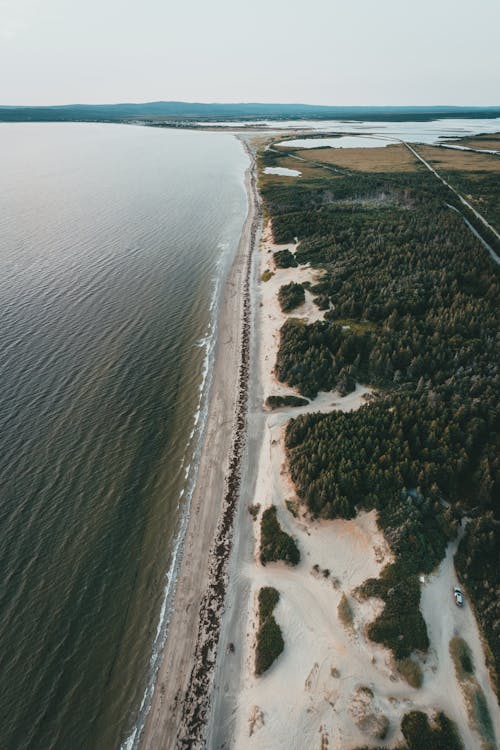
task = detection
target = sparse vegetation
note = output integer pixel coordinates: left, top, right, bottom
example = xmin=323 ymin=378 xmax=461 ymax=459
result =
xmin=248 ymin=503 xmax=260 ymax=521
xmin=255 ymin=586 xmax=284 ymax=676
xmin=338 ymin=592 xmax=353 ymax=628
xmin=449 ymin=634 xmax=497 ymax=748
xmin=397 ymin=657 xmax=423 ymax=688
xmin=449 ymin=636 xmax=474 ymax=680
xmin=260 ymin=505 xmax=300 ymax=566
xmin=472 ymin=688 xmax=496 ymax=749
xmin=278 ymin=282 xmax=305 ymax=312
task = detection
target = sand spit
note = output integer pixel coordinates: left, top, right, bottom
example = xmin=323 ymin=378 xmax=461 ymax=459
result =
xmin=207 ymin=213 xmax=499 ymax=750
xmin=139 ymin=140 xmax=262 ymax=750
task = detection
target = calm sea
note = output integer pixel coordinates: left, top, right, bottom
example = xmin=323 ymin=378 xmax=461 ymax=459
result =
xmin=0 ymin=123 xmax=248 ymax=749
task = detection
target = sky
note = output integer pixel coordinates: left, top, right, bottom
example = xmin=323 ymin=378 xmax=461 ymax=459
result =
xmin=1 ymin=0 xmax=499 ymax=106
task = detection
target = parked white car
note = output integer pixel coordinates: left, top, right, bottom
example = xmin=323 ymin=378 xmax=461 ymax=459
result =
xmin=454 ymin=587 xmax=464 ymax=607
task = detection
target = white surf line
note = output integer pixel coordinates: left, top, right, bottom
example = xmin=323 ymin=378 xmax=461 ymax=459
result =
xmin=403 ymin=141 xmax=500 ymax=248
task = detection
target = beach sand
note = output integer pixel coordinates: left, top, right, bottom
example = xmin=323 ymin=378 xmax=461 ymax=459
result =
xmin=139 ymin=139 xmax=261 ymax=750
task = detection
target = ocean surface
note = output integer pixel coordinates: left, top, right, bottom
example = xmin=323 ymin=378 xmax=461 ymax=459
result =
xmin=0 ymin=123 xmax=248 ymax=750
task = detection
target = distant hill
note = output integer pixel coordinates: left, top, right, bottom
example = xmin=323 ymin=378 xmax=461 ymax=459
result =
xmin=1 ymin=102 xmax=500 ymax=123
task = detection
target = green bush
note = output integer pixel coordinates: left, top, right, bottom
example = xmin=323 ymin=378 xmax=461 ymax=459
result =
xmin=274 ymin=248 xmax=297 ymax=268
xmin=255 ymin=586 xmax=284 ymax=676
xmin=278 ymin=282 xmax=305 ymax=312
xmin=266 ymin=394 xmax=309 ymax=409
xmin=258 ymin=586 xmax=279 ymax=621
xmin=401 ymin=711 xmax=463 ymax=749
xmin=260 ymin=505 xmax=300 ymax=566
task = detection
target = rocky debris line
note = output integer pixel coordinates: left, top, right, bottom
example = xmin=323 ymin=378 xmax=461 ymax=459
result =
xmin=177 ymin=144 xmax=262 ymax=748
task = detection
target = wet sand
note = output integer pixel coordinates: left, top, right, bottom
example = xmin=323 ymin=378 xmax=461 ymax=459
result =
xmin=139 ymin=139 xmax=261 ymax=750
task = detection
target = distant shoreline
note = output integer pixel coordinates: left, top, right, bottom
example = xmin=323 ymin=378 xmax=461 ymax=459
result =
xmin=1 ymin=102 xmax=500 ymax=125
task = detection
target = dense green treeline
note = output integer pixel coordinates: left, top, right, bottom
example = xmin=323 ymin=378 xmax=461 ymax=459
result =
xmin=455 ymin=514 xmax=500 ymax=693
xmin=440 ymin=171 xmax=500 ymax=230
xmin=260 ymin=158 xmax=500 ymax=679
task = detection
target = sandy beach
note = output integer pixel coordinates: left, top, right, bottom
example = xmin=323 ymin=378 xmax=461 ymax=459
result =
xmin=139 ymin=139 xmax=261 ymax=749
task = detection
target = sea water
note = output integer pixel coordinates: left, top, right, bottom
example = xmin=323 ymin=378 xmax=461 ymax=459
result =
xmin=0 ymin=123 xmax=248 ymax=750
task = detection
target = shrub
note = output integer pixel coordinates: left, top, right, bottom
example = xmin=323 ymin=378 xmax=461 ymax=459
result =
xmin=260 ymin=505 xmax=300 ymax=566
xmin=248 ymin=503 xmax=260 ymax=521
xmin=449 ymin=636 xmax=474 ymax=680
xmin=266 ymin=394 xmax=309 ymax=409
xmin=401 ymin=710 xmax=463 ymax=749
xmin=255 ymin=586 xmax=284 ymax=676
xmin=397 ymin=657 xmax=423 ymax=688
xmin=274 ymin=248 xmax=297 ymax=268
xmin=338 ymin=592 xmax=353 ymax=628
xmin=261 ymin=269 xmax=274 ymax=282
xmin=278 ymin=282 xmax=305 ymax=312
xmin=258 ymin=586 xmax=280 ymax=623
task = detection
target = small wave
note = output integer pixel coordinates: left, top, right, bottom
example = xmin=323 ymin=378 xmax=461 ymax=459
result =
xmin=120 ymin=232 xmax=232 ymax=750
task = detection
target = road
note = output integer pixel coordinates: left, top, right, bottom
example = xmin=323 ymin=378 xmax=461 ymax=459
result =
xmin=403 ymin=141 xmax=500 ymax=265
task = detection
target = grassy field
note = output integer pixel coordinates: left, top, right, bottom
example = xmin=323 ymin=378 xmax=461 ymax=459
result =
xmin=285 ymin=143 xmax=421 ymax=173
xmin=443 ymin=133 xmax=500 ymax=150
xmin=418 ymin=145 xmax=500 ymax=172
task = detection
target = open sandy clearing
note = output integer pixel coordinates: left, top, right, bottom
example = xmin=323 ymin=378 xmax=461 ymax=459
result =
xmin=259 ymin=221 xmax=328 ymax=401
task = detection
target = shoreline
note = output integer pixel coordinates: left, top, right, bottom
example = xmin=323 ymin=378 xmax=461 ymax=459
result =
xmin=138 ymin=138 xmax=261 ymax=749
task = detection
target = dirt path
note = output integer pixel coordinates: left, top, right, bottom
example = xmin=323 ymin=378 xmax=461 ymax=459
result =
xmin=403 ymin=141 xmax=500 ymax=263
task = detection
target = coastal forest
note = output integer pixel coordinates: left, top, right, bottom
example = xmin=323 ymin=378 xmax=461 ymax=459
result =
xmin=260 ymin=146 xmax=500 ymax=700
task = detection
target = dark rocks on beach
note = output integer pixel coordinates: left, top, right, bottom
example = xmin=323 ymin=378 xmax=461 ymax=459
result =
xmin=177 ymin=147 xmax=261 ymax=747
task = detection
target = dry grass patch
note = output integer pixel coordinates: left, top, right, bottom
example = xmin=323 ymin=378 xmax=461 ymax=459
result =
xmin=338 ymin=592 xmax=354 ymax=628
xmin=261 ymin=154 xmax=326 ymax=181
xmin=418 ymin=145 xmax=500 ymax=172
xmin=443 ymin=134 xmax=500 ymax=151
xmin=291 ymin=143 xmax=420 ymax=173
xmin=397 ymin=657 xmax=423 ymax=688
xmin=449 ymin=636 xmax=497 ymax=749
xmin=449 ymin=636 xmax=474 ymax=680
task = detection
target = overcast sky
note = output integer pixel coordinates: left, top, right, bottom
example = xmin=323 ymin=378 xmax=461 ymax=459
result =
xmin=1 ymin=0 xmax=499 ymax=106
